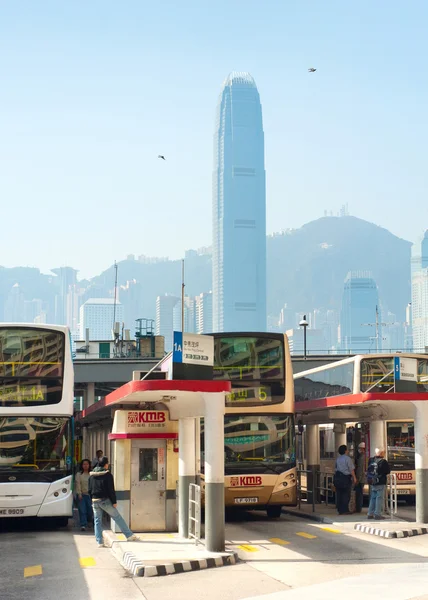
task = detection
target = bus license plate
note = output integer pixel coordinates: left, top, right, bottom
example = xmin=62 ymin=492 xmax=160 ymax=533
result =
xmin=397 ymin=489 xmax=410 ymax=495
xmin=0 ymin=508 xmax=25 ymax=516
xmin=235 ymin=497 xmax=258 ymax=504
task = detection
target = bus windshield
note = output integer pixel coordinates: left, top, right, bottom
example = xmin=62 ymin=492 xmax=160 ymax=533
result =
xmin=0 ymin=417 xmax=72 ymax=473
xmin=213 ymin=335 xmax=285 ymax=406
xmin=387 ymin=421 xmax=415 ymax=471
xmin=202 ymin=415 xmax=295 ymax=475
xmin=0 ymin=328 xmax=65 ymax=407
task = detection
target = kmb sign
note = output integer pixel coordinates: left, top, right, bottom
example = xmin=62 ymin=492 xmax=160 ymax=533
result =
xmin=396 ymin=472 xmax=413 ymax=481
xmin=230 ymin=476 xmax=262 ymax=487
xmin=128 ymin=411 xmax=166 ymax=425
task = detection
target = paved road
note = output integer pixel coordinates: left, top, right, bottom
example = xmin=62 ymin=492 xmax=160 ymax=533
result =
xmin=2 ymin=511 xmax=428 ymax=600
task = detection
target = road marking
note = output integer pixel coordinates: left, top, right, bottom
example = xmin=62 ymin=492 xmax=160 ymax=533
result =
xmin=296 ymin=532 xmax=317 ymax=539
xmin=269 ymin=537 xmax=290 ymax=546
xmin=24 ymin=565 xmax=42 ymax=578
xmin=79 ymin=557 xmax=96 ymax=568
xmin=238 ymin=544 xmax=259 ymax=552
xmin=321 ymin=527 xmax=341 ymax=534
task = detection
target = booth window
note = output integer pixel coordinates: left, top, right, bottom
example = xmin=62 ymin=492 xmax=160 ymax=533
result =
xmin=139 ymin=448 xmax=158 ymax=481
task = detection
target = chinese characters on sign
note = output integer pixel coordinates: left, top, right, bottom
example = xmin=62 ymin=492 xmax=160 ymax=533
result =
xmin=173 ymin=332 xmax=214 ymax=366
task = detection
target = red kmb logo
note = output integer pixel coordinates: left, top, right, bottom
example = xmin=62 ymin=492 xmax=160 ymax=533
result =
xmin=396 ymin=472 xmax=412 ymax=481
xmin=127 ymin=411 xmax=166 ymax=425
xmin=230 ymin=476 xmax=262 ymax=487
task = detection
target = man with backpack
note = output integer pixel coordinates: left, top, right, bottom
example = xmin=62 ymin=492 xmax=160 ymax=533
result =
xmin=367 ymin=447 xmax=391 ymax=520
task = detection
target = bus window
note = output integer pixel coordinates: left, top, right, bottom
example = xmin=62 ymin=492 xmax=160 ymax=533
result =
xmin=386 ymin=421 xmax=415 ymax=471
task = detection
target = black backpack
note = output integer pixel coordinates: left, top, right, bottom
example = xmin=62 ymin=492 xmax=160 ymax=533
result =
xmin=367 ymin=459 xmax=379 ymax=485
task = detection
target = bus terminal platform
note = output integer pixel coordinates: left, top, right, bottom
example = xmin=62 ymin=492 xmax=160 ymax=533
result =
xmin=102 ymin=530 xmax=238 ymax=577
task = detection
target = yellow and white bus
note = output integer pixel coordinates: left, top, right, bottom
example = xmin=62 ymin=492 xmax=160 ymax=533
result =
xmin=0 ymin=324 xmax=74 ymax=525
xmin=201 ymin=332 xmax=296 ymax=518
xmin=294 ymin=354 xmax=428 ymax=501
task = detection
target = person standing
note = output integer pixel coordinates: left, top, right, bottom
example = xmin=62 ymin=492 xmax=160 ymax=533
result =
xmin=75 ymin=459 xmax=93 ymax=531
xmin=367 ymin=448 xmax=391 ymax=520
xmin=88 ymin=456 xmax=138 ymax=547
xmin=334 ymin=444 xmax=357 ymax=515
xmin=354 ymin=442 xmax=366 ymax=514
xmin=92 ymin=449 xmax=103 ymax=469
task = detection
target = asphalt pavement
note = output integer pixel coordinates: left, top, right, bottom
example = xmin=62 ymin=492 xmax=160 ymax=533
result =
xmin=2 ymin=510 xmax=428 ymax=600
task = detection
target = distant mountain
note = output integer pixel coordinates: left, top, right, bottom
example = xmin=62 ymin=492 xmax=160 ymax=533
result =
xmin=0 ymin=216 xmax=412 ymax=326
xmin=267 ymin=216 xmax=411 ymax=319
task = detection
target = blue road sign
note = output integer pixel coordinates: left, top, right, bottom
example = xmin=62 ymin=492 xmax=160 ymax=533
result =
xmin=173 ymin=331 xmax=183 ymax=363
xmin=394 ymin=356 xmax=400 ymax=380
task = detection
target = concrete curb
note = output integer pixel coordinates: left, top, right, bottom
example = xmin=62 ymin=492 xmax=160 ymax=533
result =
xmin=282 ymin=508 xmax=334 ymax=524
xmin=354 ymin=523 xmax=428 ymax=539
xmin=102 ymin=531 xmax=238 ymax=577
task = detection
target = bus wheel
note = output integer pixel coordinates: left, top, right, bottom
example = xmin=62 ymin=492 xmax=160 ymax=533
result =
xmin=266 ymin=506 xmax=282 ymax=519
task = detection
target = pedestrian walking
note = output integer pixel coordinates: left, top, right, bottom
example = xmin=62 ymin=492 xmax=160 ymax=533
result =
xmin=354 ymin=442 xmax=366 ymax=513
xmin=88 ymin=456 xmax=138 ymax=547
xmin=333 ymin=444 xmax=357 ymax=515
xmin=367 ymin=448 xmax=391 ymax=520
xmin=75 ymin=458 xmax=93 ymax=530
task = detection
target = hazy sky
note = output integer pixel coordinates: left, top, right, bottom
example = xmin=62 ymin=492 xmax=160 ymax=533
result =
xmin=1 ymin=1 xmax=427 ymax=279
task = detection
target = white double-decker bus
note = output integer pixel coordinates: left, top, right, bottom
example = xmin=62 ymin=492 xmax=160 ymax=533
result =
xmin=0 ymin=324 xmax=74 ymax=525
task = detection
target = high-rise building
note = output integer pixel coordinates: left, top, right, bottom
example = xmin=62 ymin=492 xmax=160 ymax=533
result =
xmin=411 ymin=231 xmax=428 ymax=352
xmin=173 ymin=296 xmax=197 ymax=334
xmin=52 ymin=267 xmax=78 ymax=325
xmin=340 ymin=271 xmax=381 ymax=353
xmin=79 ymin=298 xmax=124 ymax=340
xmin=212 ymin=72 xmax=267 ymax=332
xmin=155 ymin=294 xmax=180 ymax=352
xmin=196 ymin=292 xmax=213 ymax=334
xmin=4 ymin=283 xmax=25 ymax=322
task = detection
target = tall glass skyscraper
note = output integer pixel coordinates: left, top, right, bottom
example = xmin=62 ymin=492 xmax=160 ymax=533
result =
xmin=411 ymin=230 xmax=428 ymax=352
xmin=340 ymin=271 xmax=381 ymax=353
xmin=212 ymin=72 xmax=267 ymax=332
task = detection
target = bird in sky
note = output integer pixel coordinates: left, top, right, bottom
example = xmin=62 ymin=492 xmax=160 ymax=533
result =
xmin=158 ymin=155 xmax=166 ymax=160
xmin=308 ymin=68 xmax=316 ymax=73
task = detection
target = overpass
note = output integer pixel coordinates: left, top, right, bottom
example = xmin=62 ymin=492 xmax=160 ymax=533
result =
xmin=73 ymin=354 xmax=349 ymax=402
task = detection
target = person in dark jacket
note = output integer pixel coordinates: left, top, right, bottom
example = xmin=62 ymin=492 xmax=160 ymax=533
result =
xmin=354 ymin=442 xmax=366 ymax=513
xmin=88 ymin=456 xmax=137 ymax=547
xmin=367 ymin=448 xmax=391 ymax=520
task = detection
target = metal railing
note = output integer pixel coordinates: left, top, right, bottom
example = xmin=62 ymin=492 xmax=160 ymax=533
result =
xmin=386 ymin=473 xmax=398 ymax=518
xmin=188 ymin=483 xmax=201 ymax=545
xmin=297 ymin=469 xmax=335 ymax=512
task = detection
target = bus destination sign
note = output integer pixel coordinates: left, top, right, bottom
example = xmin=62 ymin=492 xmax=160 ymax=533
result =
xmin=0 ymin=384 xmax=47 ymax=404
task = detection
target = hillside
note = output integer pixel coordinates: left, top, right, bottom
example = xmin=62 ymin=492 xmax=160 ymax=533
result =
xmin=267 ymin=216 xmax=411 ymax=319
xmin=0 ymin=216 xmax=412 ymax=325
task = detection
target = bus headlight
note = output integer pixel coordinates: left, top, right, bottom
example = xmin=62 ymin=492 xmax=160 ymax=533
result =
xmin=54 ymin=492 xmax=59 ymax=497
xmin=282 ymin=482 xmax=288 ymax=487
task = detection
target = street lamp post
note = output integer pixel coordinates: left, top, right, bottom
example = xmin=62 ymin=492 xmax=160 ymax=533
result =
xmin=299 ymin=315 xmax=309 ymax=359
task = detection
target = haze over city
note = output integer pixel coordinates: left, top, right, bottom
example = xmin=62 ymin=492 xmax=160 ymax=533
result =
xmin=1 ymin=1 xmax=428 ymax=278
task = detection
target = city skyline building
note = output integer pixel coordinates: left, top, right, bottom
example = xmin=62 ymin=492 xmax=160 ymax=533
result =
xmin=212 ymin=71 xmax=267 ymax=332
xmin=79 ymin=298 xmax=124 ymax=340
xmin=155 ymin=294 xmax=180 ymax=352
xmin=340 ymin=271 xmax=381 ymax=353
xmin=196 ymin=291 xmax=213 ymax=334
xmin=411 ymin=230 xmax=428 ymax=352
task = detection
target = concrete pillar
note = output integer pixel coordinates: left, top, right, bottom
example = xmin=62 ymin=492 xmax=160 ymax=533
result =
xmin=87 ymin=382 xmax=95 ymax=407
xmin=369 ymin=420 xmax=385 ymax=457
xmin=204 ymin=393 xmax=225 ymax=552
xmin=178 ymin=418 xmax=196 ymax=538
xmin=82 ymin=426 xmax=88 ymax=459
xmin=306 ymin=424 xmax=320 ymax=503
xmin=334 ymin=431 xmax=347 ymax=451
xmin=413 ymin=402 xmax=428 ymax=524
xmin=195 ymin=418 xmax=201 ymax=485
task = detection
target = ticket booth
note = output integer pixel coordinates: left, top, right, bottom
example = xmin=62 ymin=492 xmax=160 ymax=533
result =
xmin=109 ymin=409 xmax=179 ymax=532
